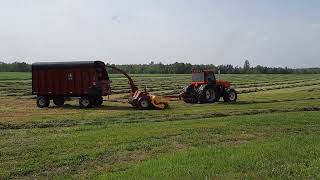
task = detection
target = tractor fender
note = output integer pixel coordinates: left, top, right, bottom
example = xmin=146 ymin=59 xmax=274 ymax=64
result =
xmin=197 ymin=84 xmax=215 ymax=94
xmin=182 ymin=84 xmax=194 ymax=93
xmin=197 ymin=84 xmax=209 ymax=91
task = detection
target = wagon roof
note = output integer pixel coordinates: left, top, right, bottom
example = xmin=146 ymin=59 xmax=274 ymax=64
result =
xmin=32 ymin=61 xmax=106 ymax=70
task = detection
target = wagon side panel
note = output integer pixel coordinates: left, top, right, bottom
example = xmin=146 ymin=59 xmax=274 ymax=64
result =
xmin=32 ymin=69 xmax=39 ymax=95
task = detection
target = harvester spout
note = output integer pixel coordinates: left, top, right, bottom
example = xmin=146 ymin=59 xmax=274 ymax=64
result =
xmin=105 ymin=65 xmax=168 ymax=110
xmin=105 ymin=65 xmax=138 ymax=94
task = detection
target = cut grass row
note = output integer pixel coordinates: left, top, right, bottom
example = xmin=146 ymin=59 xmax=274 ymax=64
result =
xmin=1 ymin=87 xmax=320 ymax=126
xmin=2 ymin=105 xmax=319 ymax=130
xmin=1 ymin=81 xmax=320 ymax=124
xmin=5 ymin=79 xmax=318 ymax=97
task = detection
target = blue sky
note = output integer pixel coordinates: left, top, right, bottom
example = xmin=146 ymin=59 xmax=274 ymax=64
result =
xmin=0 ymin=0 xmax=319 ymax=67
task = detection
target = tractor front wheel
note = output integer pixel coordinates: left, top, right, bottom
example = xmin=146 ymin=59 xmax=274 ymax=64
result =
xmin=223 ymin=89 xmax=237 ymax=102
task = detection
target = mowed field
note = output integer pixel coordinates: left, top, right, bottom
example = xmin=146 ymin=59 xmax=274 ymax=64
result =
xmin=1 ymin=72 xmax=320 ymax=179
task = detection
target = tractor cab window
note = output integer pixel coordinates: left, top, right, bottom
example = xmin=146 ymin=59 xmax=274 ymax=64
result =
xmin=192 ymin=72 xmax=204 ymax=82
xmin=206 ymin=72 xmax=216 ymax=83
xmin=96 ymin=68 xmax=109 ymax=81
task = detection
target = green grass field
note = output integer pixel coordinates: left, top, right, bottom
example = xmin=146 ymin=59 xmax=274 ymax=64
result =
xmin=1 ymin=72 xmax=320 ymax=179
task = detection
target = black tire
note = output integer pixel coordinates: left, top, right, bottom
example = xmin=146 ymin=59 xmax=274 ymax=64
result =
xmin=223 ymin=89 xmax=237 ymax=102
xmin=93 ymin=96 xmax=103 ymax=107
xmin=79 ymin=96 xmax=93 ymax=108
xmin=198 ymin=85 xmax=216 ymax=104
xmin=53 ymin=97 xmax=65 ymax=106
xmin=138 ymin=96 xmax=151 ymax=110
xmin=182 ymin=85 xmax=198 ymax=103
xmin=37 ymin=96 xmax=50 ymax=108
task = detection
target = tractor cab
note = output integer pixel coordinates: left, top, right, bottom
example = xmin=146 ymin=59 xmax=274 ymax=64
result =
xmin=191 ymin=70 xmax=216 ymax=84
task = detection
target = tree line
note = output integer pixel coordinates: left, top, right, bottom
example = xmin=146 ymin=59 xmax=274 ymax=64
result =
xmin=0 ymin=62 xmax=31 ymax=72
xmin=1 ymin=60 xmax=319 ymax=74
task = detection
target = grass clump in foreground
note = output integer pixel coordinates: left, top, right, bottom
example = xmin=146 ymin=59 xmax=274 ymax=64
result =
xmin=108 ymin=136 xmax=320 ymax=179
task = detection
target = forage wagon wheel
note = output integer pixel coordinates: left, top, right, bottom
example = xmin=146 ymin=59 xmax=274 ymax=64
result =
xmin=182 ymin=85 xmax=198 ymax=104
xmin=36 ymin=96 xmax=50 ymax=108
xmin=223 ymin=89 xmax=237 ymax=102
xmin=79 ymin=96 xmax=94 ymax=108
xmin=53 ymin=97 xmax=65 ymax=106
xmin=93 ymin=96 xmax=104 ymax=107
xmin=198 ymin=85 xmax=216 ymax=104
xmin=138 ymin=96 xmax=152 ymax=110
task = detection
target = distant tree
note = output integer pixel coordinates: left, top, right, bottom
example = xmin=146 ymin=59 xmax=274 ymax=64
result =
xmin=243 ymin=59 xmax=250 ymax=72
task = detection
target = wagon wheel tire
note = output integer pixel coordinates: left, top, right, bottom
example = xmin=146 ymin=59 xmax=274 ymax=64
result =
xmin=138 ymin=97 xmax=151 ymax=110
xmin=93 ymin=96 xmax=103 ymax=107
xmin=37 ymin=96 xmax=50 ymax=108
xmin=53 ymin=97 xmax=65 ymax=106
xmin=223 ymin=89 xmax=237 ymax=102
xmin=79 ymin=96 xmax=93 ymax=108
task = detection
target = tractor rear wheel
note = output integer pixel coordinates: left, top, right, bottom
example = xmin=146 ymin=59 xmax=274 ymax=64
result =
xmin=198 ymin=85 xmax=216 ymax=103
xmin=79 ymin=96 xmax=93 ymax=108
xmin=223 ymin=89 xmax=237 ymax=102
xmin=93 ymin=96 xmax=103 ymax=107
xmin=37 ymin=96 xmax=50 ymax=108
xmin=138 ymin=96 xmax=151 ymax=110
xmin=53 ymin=97 xmax=65 ymax=106
xmin=182 ymin=85 xmax=198 ymax=103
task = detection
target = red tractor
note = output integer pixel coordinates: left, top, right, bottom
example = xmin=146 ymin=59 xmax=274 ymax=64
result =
xmin=180 ymin=70 xmax=237 ymax=104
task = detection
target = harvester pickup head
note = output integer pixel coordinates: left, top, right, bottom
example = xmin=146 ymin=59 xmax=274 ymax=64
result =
xmin=128 ymin=90 xmax=169 ymax=110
